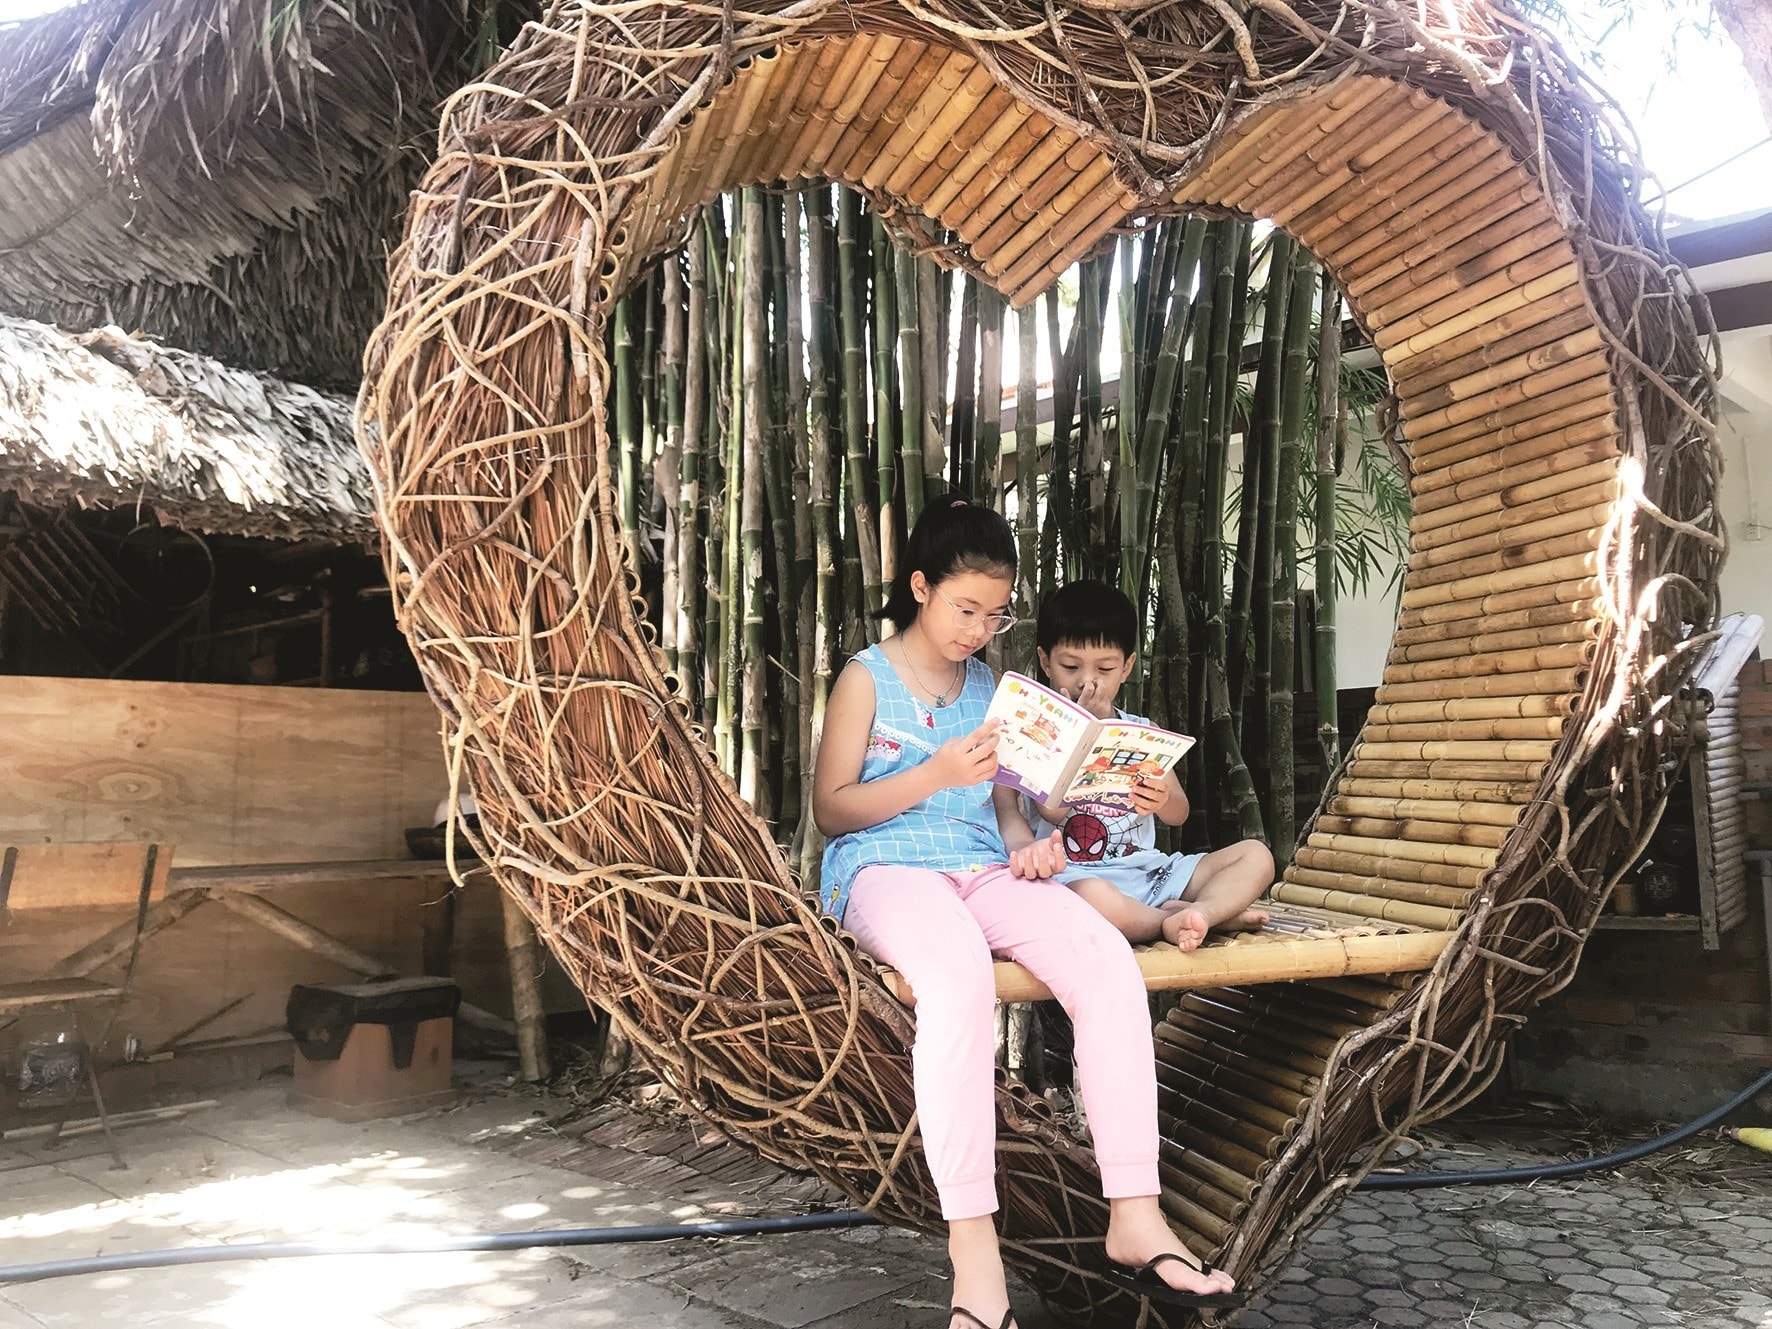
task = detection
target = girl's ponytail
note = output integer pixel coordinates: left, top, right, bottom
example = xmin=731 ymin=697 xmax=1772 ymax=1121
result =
xmin=877 ymin=493 xmax=1017 ymax=632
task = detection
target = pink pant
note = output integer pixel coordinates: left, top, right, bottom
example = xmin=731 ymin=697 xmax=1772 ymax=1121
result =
xmin=845 ymin=864 xmax=1160 ymax=1220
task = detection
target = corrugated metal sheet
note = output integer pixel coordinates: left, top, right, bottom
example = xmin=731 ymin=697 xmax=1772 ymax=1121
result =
xmin=1689 ymin=614 xmax=1763 ymax=949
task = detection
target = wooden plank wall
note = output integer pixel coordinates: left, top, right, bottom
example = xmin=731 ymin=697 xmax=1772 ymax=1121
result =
xmin=0 ymin=676 xmax=444 ymax=865
xmin=1740 ymin=659 xmax=1772 ymax=850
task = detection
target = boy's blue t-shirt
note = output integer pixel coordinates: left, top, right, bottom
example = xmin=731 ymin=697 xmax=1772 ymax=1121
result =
xmin=1022 ymin=707 xmax=1158 ymax=867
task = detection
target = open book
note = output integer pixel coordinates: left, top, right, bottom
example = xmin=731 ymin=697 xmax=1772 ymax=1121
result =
xmin=985 ymin=671 xmax=1196 ymax=813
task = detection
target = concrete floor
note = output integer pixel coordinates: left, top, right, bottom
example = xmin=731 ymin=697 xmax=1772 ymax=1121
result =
xmin=2 ymin=1071 xmax=1770 ymax=1329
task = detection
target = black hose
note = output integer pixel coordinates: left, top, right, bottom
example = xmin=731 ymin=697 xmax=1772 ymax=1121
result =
xmin=5 ymin=1069 xmax=1768 ymax=1286
xmin=1357 ymin=1065 xmax=1772 ymax=1190
xmin=0 ymin=1211 xmax=878 ymax=1285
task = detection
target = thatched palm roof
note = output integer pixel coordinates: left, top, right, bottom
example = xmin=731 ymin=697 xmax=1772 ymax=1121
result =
xmin=0 ymin=313 xmax=371 ymax=541
xmin=0 ymin=0 xmax=518 ymax=388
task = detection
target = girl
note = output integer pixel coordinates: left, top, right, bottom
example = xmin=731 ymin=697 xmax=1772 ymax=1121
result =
xmin=813 ymin=495 xmax=1239 ymax=1329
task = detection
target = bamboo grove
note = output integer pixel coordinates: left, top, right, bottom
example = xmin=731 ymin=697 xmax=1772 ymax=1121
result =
xmin=609 ymin=185 xmax=1406 ymax=885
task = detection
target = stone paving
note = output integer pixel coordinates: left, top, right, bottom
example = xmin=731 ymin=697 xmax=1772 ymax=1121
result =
xmin=2 ymin=1072 xmax=1769 ymax=1328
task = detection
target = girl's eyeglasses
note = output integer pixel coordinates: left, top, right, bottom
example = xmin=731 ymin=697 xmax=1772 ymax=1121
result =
xmin=934 ymin=586 xmax=1017 ymax=636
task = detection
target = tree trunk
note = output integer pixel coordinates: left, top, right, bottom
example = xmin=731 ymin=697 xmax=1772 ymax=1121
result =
xmin=1715 ymin=0 xmax=1772 ymax=133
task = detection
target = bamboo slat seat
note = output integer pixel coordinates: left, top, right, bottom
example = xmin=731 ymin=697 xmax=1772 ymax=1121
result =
xmin=879 ymin=904 xmax=1456 ymax=1005
xmin=360 ymin=2 xmax=1721 ymax=1323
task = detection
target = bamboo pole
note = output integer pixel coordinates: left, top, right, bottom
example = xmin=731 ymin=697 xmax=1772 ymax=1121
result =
xmin=1396 ymin=577 xmax=1603 ymax=630
xmin=1293 ymin=844 xmax=1489 ymax=889
xmin=1304 ymin=831 xmax=1497 ymax=870
xmin=501 ymin=891 xmax=553 ymax=1082
xmin=837 ymin=193 xmax=883 ymax=624
xmin=1372 ymin=677 xmax=1584 ymax=705
xmin=1367 ymin=696 xmax=1572 ymax=722
xmin=1014 ymin=300 xmax=1040 ymax=654
xmin=1408 ymin=375 xmax=1614 ymax=463
xmin=1314 ymin=814 xmax=1507 ymax=849
xmin=1282 ymin=867 xmax=1472 ymax=909
xmin=1268 ymin=243 xmax=1317 ymax=867
xmin=1410 ymin=464 xmax=1623 ymax=531
xmin=883 ymin=928 xmax=1454 ymax=1004
xmin=1344 ymin=757 xmax=1550 ymax=783
xmin=897 ymin=233 xmax=927 ymax=527
xmin=1325 ymin=795 xmax=1525 ymax=827
xmin=1361 ymin=717 xmax=1568 ymax=742
xmin=1314 ymin=273 xmax=1344 ymax=780
xmin=659 ymin=255 xmax=687 ymax=674
xmin=1352 ymin=739 xmax=1559 ymax=763
xmin=977 ymin=282 xmax=1005 ymax=510
xmin=1388 ymin=619 xmax=1599 ymax=664
xmin=1399 ymin=552 xmax=1602 ymax=611
xmin=871 ymin=213 xmax=901 ymax=587
xmin=1268 ymin=884 xmax=1463 ymax=930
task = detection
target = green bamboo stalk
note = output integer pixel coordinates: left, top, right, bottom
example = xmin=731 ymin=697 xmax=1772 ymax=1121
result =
xmin=739 ymin=188 xmax=768 ymax=810
xmin=702 ymin=205 xmax=729 ymax=736
xmin=614 ymin=298 xmax=641 ymax=570
xmin=1208 ymin=654 xmax=1267 ymax=842
xmin=895 ymin=237 xmax=926 ymax=527
xmin=916 ymin=256 xmax=946 ymax=492
xmin=1131 ymin=219 xmax=1206 ymax=610
xmin=681 ymin=224 xmax=706 ymax=709
xmin=762 ymin=191 xmax=798 ymax=826
xmin=951 ymin=276 xmax=979 ymax=492
xmin=1194 ymin=220 xmax=1247 ymax=827
xmin=640 ymin=269 xmax=659 ymax=473
xmin=1113 ymin=231 xmax=1139 ymax=600
xmin=870 ymin=214 xmax=900 ymax=586
xmin=805 ymin=184 xmax=840 ymax=881
xmin=718 ymin=199 xmax=746 ymax=775
xmin=658 ymin=253 xmax=687 ymax=674
xmin=785 ymin=188 xmax=817 ymax=851
xmin=1229 ymin=231 xmax=1295 ymax=723
xmin=1078 ymin=255 xmax=1108 ymax=579
xmin=1157 ymin=225 xmax=1217 ymax=756
xmin=1041 ymin=285 xmax=1076 ymax=594
xmin=1267 ymin=243 xmax=1317 ymax=869
xmin=1013 ymin=300 xmax=1040 ymax=663
xmin=976 ymin=283 xmax=1005 ymax=512
xmin=837 ymin=193 xmax=882 ymax=629
xmin=1314 ymin=272 xmax=1344 ymax=781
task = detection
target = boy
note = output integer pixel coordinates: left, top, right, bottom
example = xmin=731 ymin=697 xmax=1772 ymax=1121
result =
xmin=996 ymin=581 xmax=1273 ymax=951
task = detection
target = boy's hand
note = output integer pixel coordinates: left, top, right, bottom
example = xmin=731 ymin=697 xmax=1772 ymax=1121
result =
xmin=1009 ymin=829 xmax=1067 ymax=880
xmin=1130 ymin=776 xmax=1169 ymax=816
xmin=1069 ymin=676 xmax=1117 ymax=720
xmin=931 ymin=720 xmax=1001 ymax=788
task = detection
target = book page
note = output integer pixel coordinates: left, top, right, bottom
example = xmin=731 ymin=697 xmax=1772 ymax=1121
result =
xmin=1059 ymin=721 xmax=1197 ymax=814
xmin=985 ymin=671 xmax=1097 ymax=804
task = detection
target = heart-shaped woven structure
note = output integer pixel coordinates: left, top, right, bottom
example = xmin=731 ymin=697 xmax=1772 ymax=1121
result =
xmin=358 ymin=2 xmax=1722 ymax=1322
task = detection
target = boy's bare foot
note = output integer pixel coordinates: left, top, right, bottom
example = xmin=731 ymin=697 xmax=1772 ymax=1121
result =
xmin=1161 ymin=907 xmax=1210 ymax=951
xmin=1224 ymin=905 xmax=1270 ymax=932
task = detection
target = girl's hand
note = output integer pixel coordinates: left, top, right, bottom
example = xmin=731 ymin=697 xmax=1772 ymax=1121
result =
xmin=1009 ymin=829 xmax=1067 ymax=880
xmin=1130 ymin=776 xmax=1169 ymax=816
xmin=931 ymin=720 xmax=1002 ymax=789
xmin=1071 ymin=677 xmax=1116 ymax=720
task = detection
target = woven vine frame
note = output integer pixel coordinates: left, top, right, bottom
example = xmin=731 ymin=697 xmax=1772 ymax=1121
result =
xmin=358 ymin=1 xmax=1723 ymax=1324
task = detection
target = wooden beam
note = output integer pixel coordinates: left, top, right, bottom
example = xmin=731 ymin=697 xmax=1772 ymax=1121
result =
xmin=208 ymin=890 xmax=515 ymax=1036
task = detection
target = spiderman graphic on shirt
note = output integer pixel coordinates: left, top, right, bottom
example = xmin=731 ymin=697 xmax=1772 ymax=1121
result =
xmin=1056 ymin=796 xmax=1153 ymax=864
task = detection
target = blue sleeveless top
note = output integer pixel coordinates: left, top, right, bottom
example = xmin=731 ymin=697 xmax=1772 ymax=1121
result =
xmin=818 ymin=643 xmax=1005 ymax=924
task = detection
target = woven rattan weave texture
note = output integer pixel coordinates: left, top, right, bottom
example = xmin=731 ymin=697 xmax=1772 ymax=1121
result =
xmin=359 ymin=2 xmax=1722 ymax=1323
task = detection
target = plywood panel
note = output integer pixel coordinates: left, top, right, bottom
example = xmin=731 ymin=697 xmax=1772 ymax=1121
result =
xmin=0 ymin=677 xmax=443 ymax=865
xmin=1 ymin=842 xmax=172 ymax=910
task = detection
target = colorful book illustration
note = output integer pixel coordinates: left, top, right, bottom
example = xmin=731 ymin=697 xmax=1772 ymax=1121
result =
xmin=984 ymin=671 xmax=1196 ymax=812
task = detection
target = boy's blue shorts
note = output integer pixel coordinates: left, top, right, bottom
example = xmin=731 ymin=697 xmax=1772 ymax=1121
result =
xmin=1056 ymin=848 xmax=1206 ymax=908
